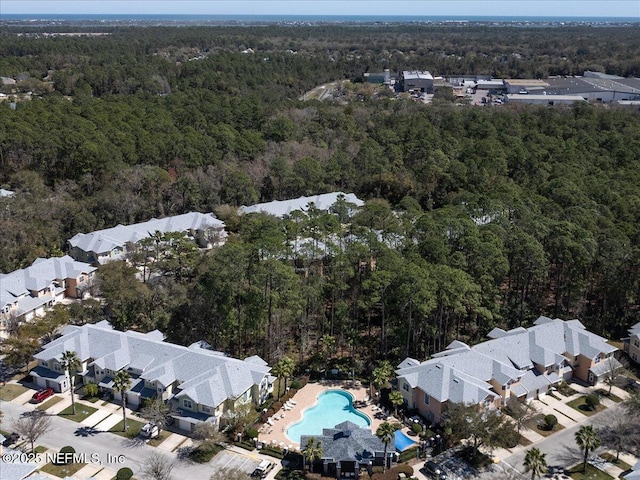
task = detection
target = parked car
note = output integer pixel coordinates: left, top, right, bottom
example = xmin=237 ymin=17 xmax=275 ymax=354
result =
xmin=31 ymin=387 xmax=54 ymax=403
xmin=2 ymin=432 xmax=20 ymax=447
xmin=425 ymin=460 xmax=448 ymax=479
xmin=140 ymin=423 xmax=160 ymax=439
xmin=251 ymin=459 xmax=274 ymax=478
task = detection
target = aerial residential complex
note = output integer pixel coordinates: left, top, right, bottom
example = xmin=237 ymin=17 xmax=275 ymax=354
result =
xmin=239 ymin=192 xmax=364 ymax=218
xmin=396 ymin=316 xmax=622 ymax=424
xmin=0 ymin=255 xmax=96 ymax=338
xmin=68 ymin=211 xmax=226 ymax=264
xmin=31 ymin=321 xmax=273 ymax=432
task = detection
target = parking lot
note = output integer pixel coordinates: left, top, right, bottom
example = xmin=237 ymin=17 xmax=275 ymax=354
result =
xmin=209 ymin=450 xmax=262 ymax=475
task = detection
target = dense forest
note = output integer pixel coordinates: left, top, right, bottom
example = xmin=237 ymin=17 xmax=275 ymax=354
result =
xmin=1 ymin=24 xmax=639 ymax=370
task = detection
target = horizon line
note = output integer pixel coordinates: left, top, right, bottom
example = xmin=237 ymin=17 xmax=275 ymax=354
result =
xmin=2 ymin=13 xmax=639 ymax=19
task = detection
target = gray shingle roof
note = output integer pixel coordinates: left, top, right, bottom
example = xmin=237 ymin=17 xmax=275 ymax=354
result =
xmin=0 ymin=255 xmax=95 ymax=310
xmin=300 ymin=421 xmax=387 ymax=463
xmin=239 ymin=192 xmax=363 ymax=218
xmin=68 ymin=212 xmax=225 ymax=255
xmin=629 ymin=322 xmax=640 ymax=336
xmin=397 ymin=317 xmax=616 ymax=405
xmin=0 ymin=447 xmax=38 ymax=480
xmin=35 ymin=323 xmax=269 ymax=409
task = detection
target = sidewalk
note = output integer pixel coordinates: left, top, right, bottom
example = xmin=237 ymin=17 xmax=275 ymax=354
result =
xmin=94 ymin=413 xmax=123 ymax=431
xmin=157 ymin=432 xmax=188 ymax=452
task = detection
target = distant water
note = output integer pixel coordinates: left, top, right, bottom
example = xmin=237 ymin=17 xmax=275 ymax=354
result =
xmin=1 ymin=14 xmax=638 ymax=24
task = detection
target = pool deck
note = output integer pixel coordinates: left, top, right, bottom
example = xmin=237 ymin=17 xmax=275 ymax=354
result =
xmin=258 ymin=380 xmax=397 ymax=450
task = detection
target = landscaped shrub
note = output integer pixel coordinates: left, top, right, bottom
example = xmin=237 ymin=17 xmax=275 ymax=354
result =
xmin=290 ymin=379 xmax=302 ymax=390
xmin=411 ymin=423 xmax=423 ymax=435
xmin=398 ymin=446 xmax=420 ymax=463
xmin=55 ymin=446 xmax=75 ymax=465
xmin=246 ymin=427 xmax=259 ymax=439
xmin=544 ymin=414 xmax=558 ymax=431
xmin=116 ymin=467 xmax=134 ymax=480
xmin=272 ymin=401 xmax=283 ymax=412
xmin=261 ymin=446 xmax=285 ymax=459
xmin=371 ymin=464 xmax=414 ymax=480
xmin=585 ymin=394 xmax=600 ymax=410
xmin=83 ymin=383 xmax=99 ymax=398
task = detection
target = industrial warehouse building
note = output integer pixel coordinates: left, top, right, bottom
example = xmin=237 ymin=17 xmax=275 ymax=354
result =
xmin=401 ymin=70 xmax=434 ymax=93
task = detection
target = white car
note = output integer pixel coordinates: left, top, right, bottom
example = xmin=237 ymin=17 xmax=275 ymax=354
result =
xmin=141 ymin=423 xmax=160 ymax=439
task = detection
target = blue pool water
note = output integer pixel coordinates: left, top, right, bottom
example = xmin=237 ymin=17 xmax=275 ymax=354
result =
xmin=286 ymin=390 xmax=370 ymax=443
xmin=394 ymin=430 xmax=418 ymax=451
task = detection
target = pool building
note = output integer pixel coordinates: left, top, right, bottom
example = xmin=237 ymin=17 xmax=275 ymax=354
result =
xmin=300 ymin=421 xmax=395 ymax=478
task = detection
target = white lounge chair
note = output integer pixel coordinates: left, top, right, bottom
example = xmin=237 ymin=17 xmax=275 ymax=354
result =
xmin=289 ymin=400 xmax=297 ymax=405
xmin=267 ymin=418 xmax=274 ymax=426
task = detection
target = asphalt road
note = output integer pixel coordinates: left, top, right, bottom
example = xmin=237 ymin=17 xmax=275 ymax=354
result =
xmin=0 ymin=398 xmax=216 ymax=478
xmin=500 ymin=407 xmax=608 ymax=476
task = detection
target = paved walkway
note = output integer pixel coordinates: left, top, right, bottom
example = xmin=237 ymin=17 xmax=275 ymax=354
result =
xmin=94 ymin=413 xmax=124 ymax=432
xmin=81 ymin=408 xmax=111 ymax=427
xmin=14 ymin=388 xmax=37 ymax=405
xmin=92 ymin=467 xmax=117 ymax=480
xmin=46 ymin=395 xmax=73 ymax=414
xmin=157 ymin=432 xmax=188 ymax=452
xmin=536 ymin=394 xmax=587 ymax=424
xmin=74 ymin=463 xmax=103 ymax=479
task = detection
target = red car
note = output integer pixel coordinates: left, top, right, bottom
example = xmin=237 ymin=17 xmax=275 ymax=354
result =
xmin=31 ymin=387 xmax=54 ymax=403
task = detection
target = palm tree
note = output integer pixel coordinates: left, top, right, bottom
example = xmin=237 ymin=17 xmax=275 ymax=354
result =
xmin=371 ymin=360 xmax=393 ymax=400
xmin=60 ymin=351 xmax=80 ymax=415
xmin=524 ymin=447 xmax=547 ymax=480
xmin=271 ymin=361 xmax=285 ymax=400
xmin=302 ymin=437 xmax=323 ymax=473
xmin=389 ymin=390 xmax=404 ymax=417
xmin=319 ymin=335 xmax=335 ymax=378
xmin=376 ymin=422 xmax=396 ymax=473
xmin=280 ymin=356 xmax=296 ymax=394
xmin=113 ymin=370 xmax=131 ymax=432
xmin=272 ymin=356 xmax=296 ymax=400
xmin=575 ymin=425 xmax=601 ymax=472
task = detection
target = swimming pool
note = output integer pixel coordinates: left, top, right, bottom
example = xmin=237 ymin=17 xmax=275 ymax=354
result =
xmin=286 ymin=390 xmax=370 ymax=443
xmin=394 ymin=429 xmax=418 ymax=451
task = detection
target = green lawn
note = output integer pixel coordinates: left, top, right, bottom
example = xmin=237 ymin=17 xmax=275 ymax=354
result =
xmin=567 ymin=464 xmax=614 ymax=480
xmin=58 ymin=404 xmax=98 ymax=422
xmin=557 ymin=382 xmax=579 ymax=397
xmin=567 ymin=396 xmax=607 ymax=416
xmin=528 ymin=414 xmax=564 ymax=437
xmin=109 ymin=418 xmax=144 ymax=437
xmin=188 ymin=445 xmax=223 ymax=463
xmin=40 ymin=462 xmax=86 ymax=477
xmin=36 ymin=396 xmax=63 ymax=411
xmin=0 ymin=383 xmax=28 ymax=401
xmin=598 ymin=453 xmax=631 ymax=472
xmin=146 ymin=430 xmax=171 ymax=447
xmin=34 ymin=445 xmax=47 ymax=454
xmin=595 ymin=389 xmax=623 ymax=403
xmin=518 ymin=434 xmax=533 ymax=446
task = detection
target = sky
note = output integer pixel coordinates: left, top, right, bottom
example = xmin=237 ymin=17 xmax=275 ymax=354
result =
xmin=1 ymin=0 xmax=639 ymax=18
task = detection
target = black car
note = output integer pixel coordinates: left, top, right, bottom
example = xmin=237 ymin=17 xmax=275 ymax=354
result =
xmin=2 ymin=432 xmax=20 ymax=447
xmin=425 ymin=460 xmax=448 ymax=479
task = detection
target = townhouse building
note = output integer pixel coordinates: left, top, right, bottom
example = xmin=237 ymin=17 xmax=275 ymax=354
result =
xmin=31 ymin=321 xmax=273 ymax=432
xmin=396 ymin=316 xmax=621 ymax=424
xmin=0 ymin=256 xmax=96 ymax=338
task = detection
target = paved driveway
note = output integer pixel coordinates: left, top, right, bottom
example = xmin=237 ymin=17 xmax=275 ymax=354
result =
xmin=209 ymin=450 xmax=261 ymax=475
